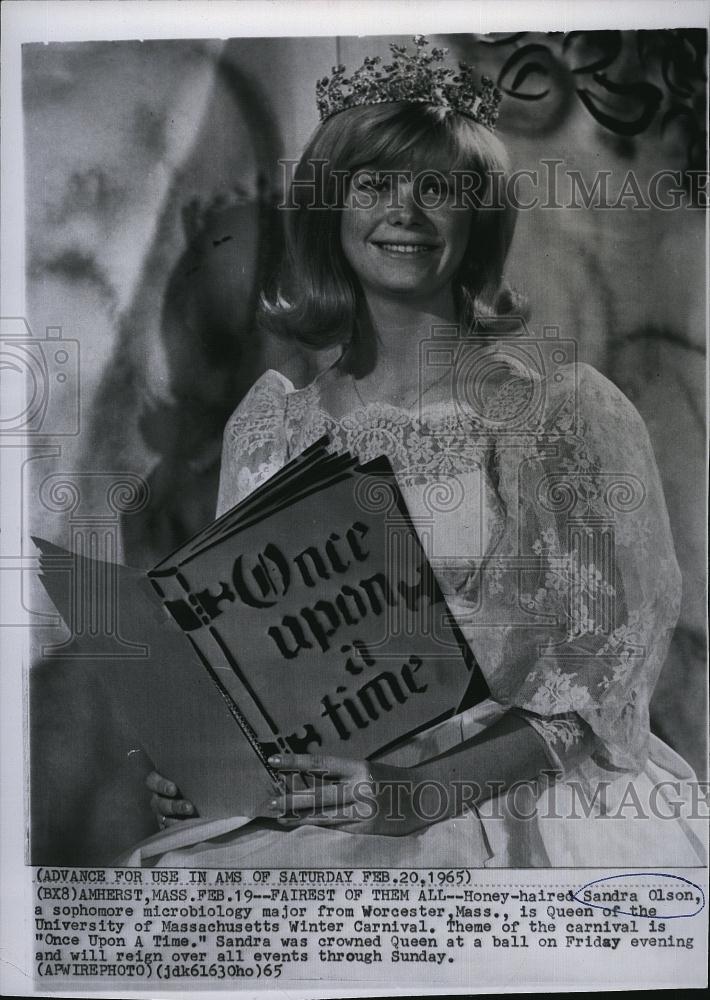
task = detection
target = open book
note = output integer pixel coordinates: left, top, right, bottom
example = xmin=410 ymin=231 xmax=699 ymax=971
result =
xmin=35 ymin=437 xmax=486 ymax=818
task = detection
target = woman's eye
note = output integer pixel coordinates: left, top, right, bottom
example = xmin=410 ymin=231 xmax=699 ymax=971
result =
xmin=420 ymin=177 xmax=450 ymax=199
xmin=355 ymin=172 xmax=389 ymax=191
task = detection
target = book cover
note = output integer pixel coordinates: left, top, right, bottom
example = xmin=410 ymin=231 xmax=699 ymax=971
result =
xmin=35 ymin=439 xmax=480 ymax=818
xmin=34 ymin=538 xmax=279 ymax=819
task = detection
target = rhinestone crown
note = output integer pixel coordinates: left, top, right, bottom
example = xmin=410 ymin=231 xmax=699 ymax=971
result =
xmin=316 ymin=35 xmax=502 ymax=130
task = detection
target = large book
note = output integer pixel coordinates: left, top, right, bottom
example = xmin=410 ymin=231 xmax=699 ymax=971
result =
xmin=35 ymin=437 xmax=487 ymax=819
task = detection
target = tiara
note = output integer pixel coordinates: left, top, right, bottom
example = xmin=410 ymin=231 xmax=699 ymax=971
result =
xmin=316 ymin=35 xmax=502 ymax=130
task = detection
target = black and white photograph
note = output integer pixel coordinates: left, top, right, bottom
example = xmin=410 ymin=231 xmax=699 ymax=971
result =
xmin=1 ymin=0 xmax=708 ymax=994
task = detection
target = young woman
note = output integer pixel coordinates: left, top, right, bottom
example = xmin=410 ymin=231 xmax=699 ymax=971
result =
xmin=124 ymin=39 xmax=704 ymax=868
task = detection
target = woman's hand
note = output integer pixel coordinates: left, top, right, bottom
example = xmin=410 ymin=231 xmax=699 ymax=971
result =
xmin=268 ymin=754 xmax=440 ymax=837
xmin=145 ymin=771 xmax=197 ymax=827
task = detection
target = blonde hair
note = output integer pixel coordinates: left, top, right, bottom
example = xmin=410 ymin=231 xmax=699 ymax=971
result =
xmin=261 ymin=101 xmax=521 ymax=377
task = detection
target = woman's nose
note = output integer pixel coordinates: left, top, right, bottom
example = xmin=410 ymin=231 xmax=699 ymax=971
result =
xmin=385 ymin=182 xmax=424 ymax=225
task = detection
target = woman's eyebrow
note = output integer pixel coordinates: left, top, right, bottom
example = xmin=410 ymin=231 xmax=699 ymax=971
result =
xmin=356 ymin=166 xmax=418 ymax=179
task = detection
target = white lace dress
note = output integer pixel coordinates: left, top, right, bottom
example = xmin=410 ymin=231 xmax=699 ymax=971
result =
xmin=121 ymin=359 xmax=705 ymax=867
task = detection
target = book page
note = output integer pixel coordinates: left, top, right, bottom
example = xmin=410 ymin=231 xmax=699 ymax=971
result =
xmin=1 ymin=1 xmax=708 ymax=997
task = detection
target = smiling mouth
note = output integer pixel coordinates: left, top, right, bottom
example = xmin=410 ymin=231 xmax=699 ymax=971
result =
xmin=372 ymin=242 xmax=439 ymax=255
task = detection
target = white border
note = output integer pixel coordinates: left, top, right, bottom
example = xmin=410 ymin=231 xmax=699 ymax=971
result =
xmin=2 ymin=1 xmax=709 ymax=997
xmin=2 ymin=0 xmax=709 ymax=43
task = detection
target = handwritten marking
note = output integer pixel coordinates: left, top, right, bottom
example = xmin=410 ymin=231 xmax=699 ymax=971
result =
xmin=573 ymin=873 xmax=705 ymax=920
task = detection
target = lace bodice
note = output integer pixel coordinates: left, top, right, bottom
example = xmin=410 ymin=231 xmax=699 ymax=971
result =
xmin=217 ymin=358 xmax=681 ymax=786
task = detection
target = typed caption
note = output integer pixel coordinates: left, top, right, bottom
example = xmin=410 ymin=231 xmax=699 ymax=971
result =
xmin=32 ymin=866 xmax=707 ymax=989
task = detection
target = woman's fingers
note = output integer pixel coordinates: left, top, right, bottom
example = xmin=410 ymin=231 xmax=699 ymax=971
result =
xmin=143 ymin=770 xmax=196 ymax=826
xmin=266 ymin=755 xmax=379 ymax=829
xmin=146 ymin=771 xmax=196 ymax=818
xmin=150 ymin=793 xmax=195 ymax=818
xmin=269 ymin=753 xmax=367 ymax=780
xmin=146 ymin=771 xmax=178 ymax=797
xmin=280 ymin=783 xmax=358 ymax=814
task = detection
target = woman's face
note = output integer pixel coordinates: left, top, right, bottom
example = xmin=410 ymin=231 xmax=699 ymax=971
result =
xmin=340 ymin=158 xmax=472 ymax=304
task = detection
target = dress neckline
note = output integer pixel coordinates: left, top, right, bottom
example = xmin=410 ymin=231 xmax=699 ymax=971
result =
xmin=270 ymin=364 xmax=462 ymax=421
xmin=264 ymin=355 xmax=339 ymax=395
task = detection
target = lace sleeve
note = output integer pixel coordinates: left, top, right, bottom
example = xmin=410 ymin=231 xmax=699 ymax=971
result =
xmin=216 ymin=370 xmax=293 ymax=517
xmin=457 ymin=362 xmax=682 ymax=785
